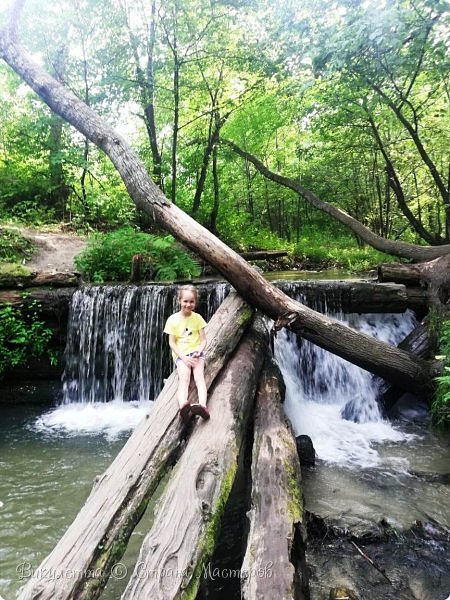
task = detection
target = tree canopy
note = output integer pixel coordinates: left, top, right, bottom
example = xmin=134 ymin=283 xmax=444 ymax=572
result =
xmin=0 ymin=0 xmax=449 ymax=254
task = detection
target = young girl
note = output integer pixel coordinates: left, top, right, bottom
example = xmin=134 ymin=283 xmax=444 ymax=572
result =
xmin=164 ymin=285 xmax=210 ymax=423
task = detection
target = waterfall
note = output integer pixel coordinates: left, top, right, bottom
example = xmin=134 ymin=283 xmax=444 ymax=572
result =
xmin=43 ymin=279 xmax=416 ymax=447
xmin=62 ymin=283 xmax=229 ymax=404
xmin=274 ymin=284 xmax=417 ymax=468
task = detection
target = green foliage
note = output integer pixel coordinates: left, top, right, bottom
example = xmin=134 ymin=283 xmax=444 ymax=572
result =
xmin=433 ymin=320 xmax=450 ymax=426
xmin=75 ymin=227 xmax=200 ymax=283
xmin=0 ymin=228 xmax=35 ymax=263
xmin=0 ymin=301 xmax=55 ymax=377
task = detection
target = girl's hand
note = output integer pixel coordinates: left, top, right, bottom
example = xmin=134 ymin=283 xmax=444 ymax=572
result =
xmin=182 ymin=355 xmax=196 ymax=367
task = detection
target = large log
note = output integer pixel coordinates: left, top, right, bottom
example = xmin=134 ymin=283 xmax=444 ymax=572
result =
xmin=0 ymin=287 xmax=75 ymax=316
xmin=241 ymin=360 xmax=307 ymax=600
xmin=239 ymin=250 xmax=288 ymax=260
xmin=0 ymin=270 xmax=79 ymax=288
xmin=122 ymin=316 xmax=269 ymax=599
xmin=276 ymin=281 xmax=427 ymax=313
xmin=0 ymin=12 xmax=440 ymax=393
xmin=378 ymin=256 xmax=450 ymax=316
xmin=0 ymin=281 xmax=428 ymax=316
xmin=378 ymin=263 xmax=424 ymax=286
xmin=18 ymin=293 xmax=252 ymax=600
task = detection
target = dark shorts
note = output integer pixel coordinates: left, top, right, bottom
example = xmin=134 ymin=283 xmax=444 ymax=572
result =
xmin=176 ymin=351 xmax=205 ymax=364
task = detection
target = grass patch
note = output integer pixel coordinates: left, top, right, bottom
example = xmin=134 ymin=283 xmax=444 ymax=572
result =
xmin=294 ymin=230 xmax=400 ymax=271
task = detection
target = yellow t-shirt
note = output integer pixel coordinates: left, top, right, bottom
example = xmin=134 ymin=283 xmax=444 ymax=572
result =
xmin=164 ymin=312 xmax=207 ymax=361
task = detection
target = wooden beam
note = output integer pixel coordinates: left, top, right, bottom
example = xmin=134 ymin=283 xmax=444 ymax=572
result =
xmin=241 ymin=360 xmax=307 ymax=599
xmin=18 ymin=293 xmax=252 ymax=600
xmin=122 ymin=316 xmax=269 ymax=599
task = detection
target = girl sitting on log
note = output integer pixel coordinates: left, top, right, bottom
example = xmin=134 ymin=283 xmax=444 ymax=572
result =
xmin=164 ymin=285 xmax=210 ymax=423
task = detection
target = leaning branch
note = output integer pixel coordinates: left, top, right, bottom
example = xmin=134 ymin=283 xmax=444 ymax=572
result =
xmin=220 ymin=139 xmax=450 ymax=261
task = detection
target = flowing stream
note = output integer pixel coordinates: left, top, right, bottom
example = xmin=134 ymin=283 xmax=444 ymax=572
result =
xmin=0 ymin=279 xmax=449 ymax=599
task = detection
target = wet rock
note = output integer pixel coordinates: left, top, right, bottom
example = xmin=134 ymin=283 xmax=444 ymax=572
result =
xmin=296 ymin=434 xmax=315 ymax=466
xmin=341 ymin=395 xmax=380 ymax=423
xmin=329 ymin=587 xmax=359 ymax=600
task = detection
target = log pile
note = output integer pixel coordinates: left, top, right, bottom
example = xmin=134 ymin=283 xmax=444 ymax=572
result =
xmin=123 ymin=317 xmax=268 ymax=599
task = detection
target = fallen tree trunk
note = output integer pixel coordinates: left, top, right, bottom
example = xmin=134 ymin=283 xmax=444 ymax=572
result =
xmin=0 ymin=270 xmax=79 ymax=288
xmin=277 ymin=281 xmax=427 ymax=313
xmin=0 ymin=10 xmax=440 ymax=393
xmin=0 ymin=281 xmax=428 ymax=317
xmin=239 ymin=250 xmax=288 ymax=260
xmin=221 ymin=139 xmax=450 ymax=262
xmin=241 ymin=359 xmax=308 ymax=600
xmin=0 ymin=287 xmax=75 ymax=315
xmin=18 ymin=293 xmax=252 ymax=600
xmin=378 ymin=263 xmax=424 ymax=286
xmin=379 ymin=255 xmax=450 ymax=316
xmin=123 ymin=316 xmax=268 ymax=599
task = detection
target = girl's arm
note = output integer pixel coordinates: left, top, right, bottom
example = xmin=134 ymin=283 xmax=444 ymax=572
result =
xmin=192 ymin=328 xmax=207 ymax=357
xmin=168 ymin=334 xmax=183 ymax=359
xmin=198 ymin=328 xmax=207 ymax=352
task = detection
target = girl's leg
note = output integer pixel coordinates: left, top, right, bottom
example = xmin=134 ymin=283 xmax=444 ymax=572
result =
xmin=192 ymin=359 xmax=207 ymax=407
xmin=176 ymin=360 xmax=191 ymax=409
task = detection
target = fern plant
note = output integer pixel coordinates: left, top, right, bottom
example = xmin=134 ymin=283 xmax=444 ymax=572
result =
xmin=75 ymin=227 xmax=200 ymax=283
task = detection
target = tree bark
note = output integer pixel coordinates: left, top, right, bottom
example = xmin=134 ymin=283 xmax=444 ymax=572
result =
xmin=378 ymin=263 xmax=424 ymax=286
xmin=17 ymin=293 xmax=252 ymax=600
xmin=241 ymin=359 xmax=308 ymax=600
xmin=0 ymin=9 xmax=440 ymax=393
xmin=123 ymin=316 xmax=268 ymax=599
xmin=221 ymin=139 xmax=450 ymax=261
xmin=379 ymin=255 xmax=450 ymax=316
xmin=0 ymin=271 xmax=79 ymax=289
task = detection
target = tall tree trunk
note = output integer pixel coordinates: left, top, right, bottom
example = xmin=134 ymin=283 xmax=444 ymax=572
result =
xmin=171 ymin=54 xmax=180 ymax=204
xmin=0 ymin=7 xmax=442 ymax=394
xmin=47 ymin=44 xmax=69 ymax=218
xmin=122 ymin=0 xmax=162 ymax=188
xmin=191 ymin=112 xmax=225 ymax=215
xmin=366 ymin=110 xmax=439 ymax=245
xmin=371 ymin=82 xmax=449 ymax=206
xmin=209 ymin=141 xmax=219 ymax=233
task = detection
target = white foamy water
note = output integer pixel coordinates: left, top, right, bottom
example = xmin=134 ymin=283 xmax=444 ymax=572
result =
xmin=30 ymin=400 xmax=153 ymax=440
xmin=275 ymin=311 xmax=417 ymax=469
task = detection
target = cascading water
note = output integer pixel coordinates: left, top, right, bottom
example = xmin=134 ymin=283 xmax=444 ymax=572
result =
xmin=274 ymin=282 xmax=417 ymax=469
xmin=62 ymin=282 xmax=229 ymax=403
xmin=34 ymin=282 xmax=228 ymax=437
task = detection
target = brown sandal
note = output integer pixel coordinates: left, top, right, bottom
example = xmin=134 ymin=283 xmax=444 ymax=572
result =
xmin=190 ymin=404 xmax=210 ymax=420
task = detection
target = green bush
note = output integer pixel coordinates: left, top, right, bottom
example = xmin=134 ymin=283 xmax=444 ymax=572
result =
xmin=433 ymin=319 xmax=450 ymax=426
xmin=0 ymin=301 xmax=54 ymax=377
xmin=0 ymin=228 xmax=35 ymax=263
xmin=75 ymin=227 xmax=200 ymax=283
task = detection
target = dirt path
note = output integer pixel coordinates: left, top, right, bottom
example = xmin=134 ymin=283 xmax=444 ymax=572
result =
xmin=17 ymin=227 xmax=87 ymax=273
